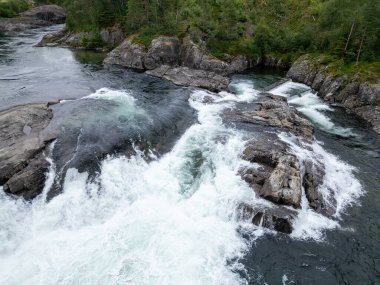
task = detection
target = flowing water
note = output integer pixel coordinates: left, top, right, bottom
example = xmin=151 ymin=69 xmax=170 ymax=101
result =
xmin=0 ymin=26 xmax=379 ymax=285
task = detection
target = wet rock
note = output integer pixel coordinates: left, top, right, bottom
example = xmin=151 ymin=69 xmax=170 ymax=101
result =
xmin=224 ymin=94 xmax=314 ymax=141
xmin=238 ymin=203 xmax=296 ymax=234
xmin=241 ymin=134 xmax=302 ymax=208
xmin=303 ymin=160 xmax=324 ymax=212
xmin=3 ymin=155 xmax=50 ymax=200
xmin=146 ymin=65 xmax=230 ymax=92
xmin=287 ymin=54 xmax=380 ymax=135
xmin=0 ymin=104 xmax=55 ymax=199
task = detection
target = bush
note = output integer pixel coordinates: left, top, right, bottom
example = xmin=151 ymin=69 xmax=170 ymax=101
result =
xmin=0 ymin=0 xmax=29 ymax=18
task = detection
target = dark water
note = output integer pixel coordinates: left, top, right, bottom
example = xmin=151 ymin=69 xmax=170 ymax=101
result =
xmin=0 ymin=26 xmax=379 ymax=285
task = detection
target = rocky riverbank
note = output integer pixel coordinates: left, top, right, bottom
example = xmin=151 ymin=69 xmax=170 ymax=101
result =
xmin=287 ymin=55 xmax=380 ymax=134
xmin=0 ymin=5 xmax=66 ymax=35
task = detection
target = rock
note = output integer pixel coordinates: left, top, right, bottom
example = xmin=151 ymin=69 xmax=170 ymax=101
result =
xmin=0 ymin=17 xmax=50 ymax=35
xmin=303 ymin=160 xmax=324 ymax=211
xmin=146 ymin=65 xmax=230 ymax=92
xmin=0 ymin=5 xmax=66 ymax=35
xmin=35 ymin=29 xmax=96 ymax=48
xmin=104 ymin=38 xmax=146 ymax=69
xmin=287 ymin=54 xmax=380 ymax=135
xmin=3 ymin=155 xmax=50 ymax=200
xmin=103 ymin=35 xmax=252 ymax=91
xmin=238 ymin=203 xmax=296 ymax=234
xmin=181 ymin=36 xmax=231 ymax=75
xmin=21 ymin=5 xmax=66 ymax=24
xmin=241 ymin=134 xmax=302 ymax=208
xmin=224 ymin=94 xmax=314 ymax=141
xmin=144 ymin=37 xmax=181 ymax=69
xmin=0 ymin=104 xmax=55 ymax=199
xmin=100 ymin=23 xmax=124 ymax=47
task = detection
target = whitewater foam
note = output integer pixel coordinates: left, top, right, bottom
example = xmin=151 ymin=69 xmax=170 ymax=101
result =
xmin=0 ymin=79 xmax=364 ymax=284
xmin=270 ymin=81 xmax=355 ymax=137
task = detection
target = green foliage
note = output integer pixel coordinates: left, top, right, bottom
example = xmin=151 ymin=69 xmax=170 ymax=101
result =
xmin=81 ymin=33 xmax=104 ymax=49
xmin=51 ymin=0 xmax=379 ymax=64
xmin=0 ymin=0 xmax=29 ymax=18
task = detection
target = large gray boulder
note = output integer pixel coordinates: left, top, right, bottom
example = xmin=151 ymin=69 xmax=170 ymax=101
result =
xmin=21 ymin=5 xmax=66 ymax=24
xmin=104 ymin=38 xmax=146 ymax=69
xmin=144 ymin=37 xmax=181 ymax=69
xmin=100 ymin=23 xmax=124 ymax=47
xmin=0 ymin=104 xmax=55 ymax=199
xmin=241 ymin=134 xmax=302 ymax=209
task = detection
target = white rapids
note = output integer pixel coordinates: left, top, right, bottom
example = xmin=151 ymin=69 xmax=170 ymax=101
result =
xmin=270 ymin=81 xmax=356 ymax=137
xmin=0 ymin=79 xmax=363 ymax=285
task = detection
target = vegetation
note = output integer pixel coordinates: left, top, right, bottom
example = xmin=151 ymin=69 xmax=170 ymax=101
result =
xmin=2 ymin=0 xmax=379 ymax=72
xmin=0 ymin=0 xmax=29 ymax=17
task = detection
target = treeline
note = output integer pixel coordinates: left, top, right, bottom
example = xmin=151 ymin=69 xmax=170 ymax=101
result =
xmin=4 ymin=0 xmax=380 ymax=63
xmin=0 ymin=0 xmax=29 ymax=17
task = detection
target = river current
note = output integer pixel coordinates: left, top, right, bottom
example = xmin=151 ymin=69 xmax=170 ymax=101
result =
xmin=0 ymin=25 xmax=379 ymax=284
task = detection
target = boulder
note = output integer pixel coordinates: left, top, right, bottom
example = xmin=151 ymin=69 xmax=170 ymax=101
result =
xmin=224 ymin=94 xmax=314 ymax=141
xmin=100 ymin=24 xmax=124 ymax=47
xmin=104 ymin=38 xmax=146 ymax=69
xmin=144 ymin=37 xmax=181 ymax=69
xmin=21 ymin=5 xmax=66 ymax=24
xmin=241 ymin=134 xmax=302 ymax=209
xmin=0 ymin=104 xmax=55 ymax=199
xmin=238 ymin=203 xmax=296 ymax=234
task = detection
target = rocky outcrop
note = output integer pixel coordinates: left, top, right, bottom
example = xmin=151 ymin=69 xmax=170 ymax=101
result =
xmin=99 ymin=24 xmax=124 ymax=47
xmin=20 ymin=5 xmax=66 ymax=24
xmin=224 ymin=94 xmax=314 ymax=141
xmin=36 ymin=23 xmax=124 ymax=49
xmin=146 ymin=65 xmax=229 ymax=92
xmin=241 ymin=135 xmax=302 ymax=209
xmin=103 ymin=38 xmax=146 ymax=68
xmin=0 ymin=5 xmax=66 ymax=35
xmin=287 ymin=55 xmax=380 ymax=134
xmin=0 ymin=104 xmax=56 ymax=199
xmin=103 ymin=36 xmax=251 ymax=91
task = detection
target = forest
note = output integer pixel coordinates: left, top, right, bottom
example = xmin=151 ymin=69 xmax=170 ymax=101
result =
xmin=1 ymin=0 xmax=380 ymax=67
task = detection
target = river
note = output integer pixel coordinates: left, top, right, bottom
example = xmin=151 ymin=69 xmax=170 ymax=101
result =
xmin=0 ymin=25 xmax=379 ymax=285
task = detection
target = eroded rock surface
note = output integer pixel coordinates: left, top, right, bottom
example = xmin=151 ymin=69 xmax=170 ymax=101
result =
xmin=146 ymin=65 xmax=229 ymax=92
xmin=0 ymin=104 xmax=55 ymax=199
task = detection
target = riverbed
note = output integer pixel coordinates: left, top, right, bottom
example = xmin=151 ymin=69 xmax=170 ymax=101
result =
xmin=0 ymin=25 xmax=379 ymax=285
